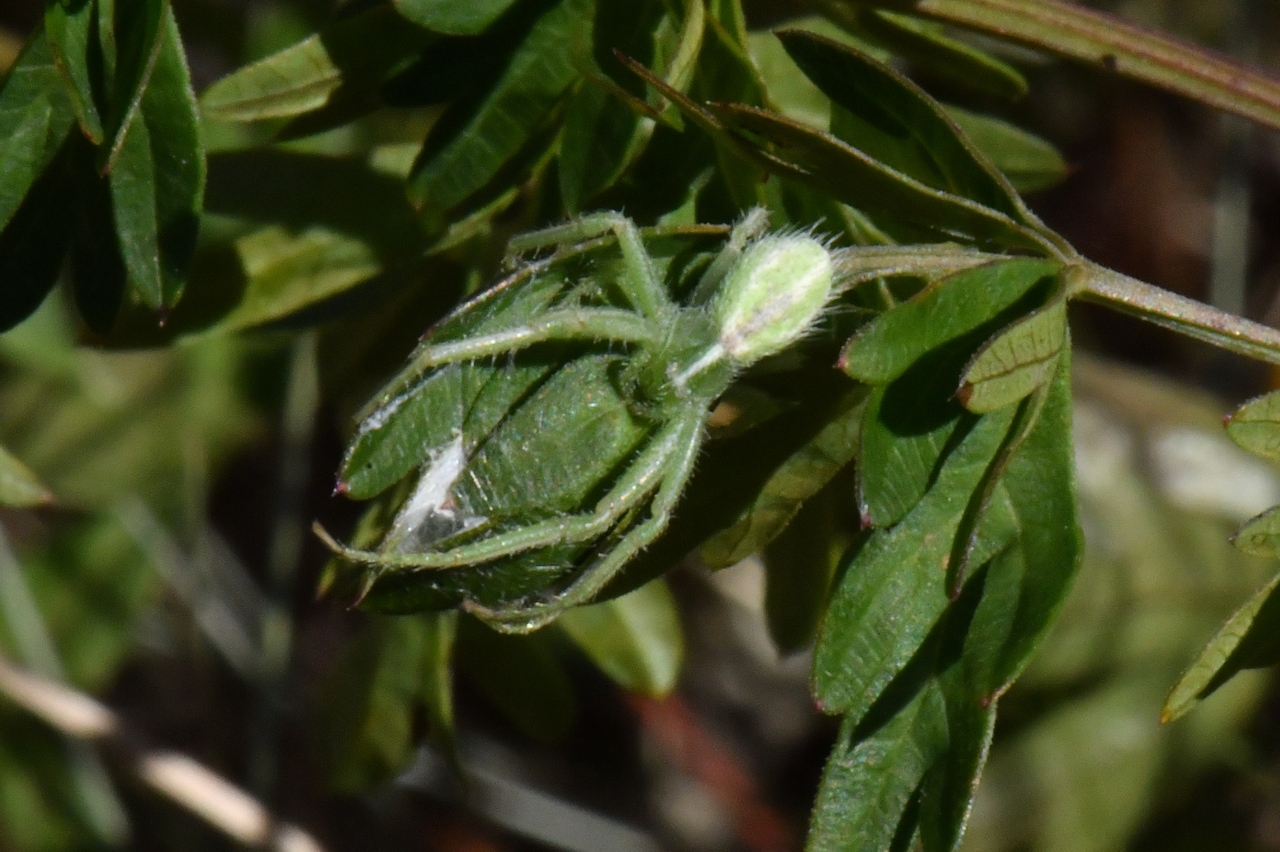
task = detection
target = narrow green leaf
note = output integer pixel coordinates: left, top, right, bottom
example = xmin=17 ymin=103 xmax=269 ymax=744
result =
xmin=393 ymin=0 xmax=520 ymax=35
xmin=0 ymin=31 xmax=78 ymax=232
xmin=701 ymin=388 xmax=865 ymax=568
xmin=69 ymin=158 xmax=127 ymax=334
xmin=851 ymin=0 xmax=1280 ymax=132
xmin=407 ymin=0 xmax=590 ymax=224
xmin=809 ymin=687 xmax=949 ymax=852
xmin=0 ymin=135 xmax=79 ymax=332
xmin=99 ymin=0 xmax=164 ymax=171
xmin=959 ymin=290 xmax=1066 ymax=413
xmin=199 ymin=6 xmax=433 ymax=122
xmin=107 ymin=6 xmax=203 ymax=309
xmin=559 ymin=579 xmax=683 ymax=696
xmin=856 ymin=9 xmax=1028 ymax=101
xmin=706 ymin=103 xmax=1058 ymax=253
xmin=1226 ymin=391 xmax=1280 ymax=463
xmin=45 ymin=0 xmax=105 ymax=143
xmin=1233 ymin=506 xmax=1280 ymax=559
xmin=0 ymin=446 xmax=53 ymax=508
xmin=777 ymin=29 xmax=1028 ymax=224
xmin=945 ymin=106 xmax=1068 ymax=194
xmin=814 ymin=404 xmax=1016 ymax=717
xmin=842 ymin=258 xmax=1061 ymax=384
xmin=1163 ymin=570 xmax=1280 ymax=723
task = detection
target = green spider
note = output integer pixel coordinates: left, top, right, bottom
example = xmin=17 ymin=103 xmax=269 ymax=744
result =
xmin=317 ymin=210 xmax=840 ymax=633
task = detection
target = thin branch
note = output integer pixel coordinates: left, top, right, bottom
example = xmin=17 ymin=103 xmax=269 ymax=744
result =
xmin=0 ymin=654 xmax=325 ymax=852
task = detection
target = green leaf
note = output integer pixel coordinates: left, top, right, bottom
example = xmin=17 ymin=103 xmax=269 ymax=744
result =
xmin=854 ymin=9 xmax=1028 ymax=101
xmin=393 ymin=0 xmax=521 ymax=35
xmin=0 ymin=135 xmax=79 ymax=332
xmin=841 ymin=258 xmax=1061 ymax=384
xmin=106 ymin=6 xmax=203 ymax=310
xmin=958 ymin=289 xmax=1066 ymax=413
xmin=705 ymin=102 xmax=1058 ymax=252
xmin=0 ymin=31 xmax=78 ymax=232
xmin=1163 ymin=570 xmax=1280 ymax=723
xmin=45 ymin=0 xmax=105 ymax=143
xmin=407 ymin=0 xmax=590 ymax=226
xmin=701 ymin=387 xmax=865 ymax=568
xmin=1226 ymin=390 xmax=1280 ymax=463
xmin=0 ymin=445 xmax=53 ymax=508
xmin=945 ymin=106 xmax=1067 ymax=194
xmin=814 ymin=403 xmax=1017 ymax=717
xmin=777 ymin=29 xmax=1028 ymax=223
xmin=558 ymin=579 xmax=683 ymax=696
xmin=68 ymin=156 xmax=128 ymax=334
xmin=1233 ymin=506 xmax=1280 ymax=559
xmin=199 ymin=6 xmax=433 ymax=122
xmin=456 ymin=616 xmax=576 ymax=742
xmin=99 ymin=0 xmax=164 ymax=170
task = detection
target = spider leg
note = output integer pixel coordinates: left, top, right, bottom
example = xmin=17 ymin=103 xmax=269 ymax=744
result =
xmin=409 ymin=306 xmax=659 ymax=370
xmin=471 ymin=410 xmax=705 ymax=633
xmin=509 ymin=212 xmax=671 ymax=321
xmin=316 ymin=416 xmax=689 ymax=571
xmin=689 ymin=207 xmax=771 ymax=306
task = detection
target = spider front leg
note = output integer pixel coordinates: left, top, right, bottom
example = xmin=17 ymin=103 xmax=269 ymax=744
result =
xmin=316 ymin=416 xmax=691 ymax=572
xmin=509 ymin=212 xmax=672 ymax=321
xmin=470 ymin=410 xmax=706 ymax=633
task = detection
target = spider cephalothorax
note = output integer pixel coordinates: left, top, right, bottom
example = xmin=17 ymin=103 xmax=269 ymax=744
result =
xmin=318 ymin=210 xmax=839 ymax=632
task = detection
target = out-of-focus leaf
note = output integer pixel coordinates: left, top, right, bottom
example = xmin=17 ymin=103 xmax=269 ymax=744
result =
xmin=0 ymin=446 xmax=52 ymax=508
xmin=408 ymin=0 xmax=589 ymax=228
xmin=778 ymin=30 xmax=1027 ymax=224
xmin=456 ymin=616 xmax=575 ymax=742
xmin=393 ymin=0 xmax=520 ymax=35
xmin=559 ymin=579 xmax=683 ymax=696
xmin=45 ymin=0 xmax=104 ymax=143
xmin=1163 ymin=570 xmax=1280 ymax=723
xmin=959 ymin=290 xmax=1066 ymax=413
xmin=841 ymin=259 xmax=1060 ymax=384
xmin=107 ymin=6 xmax=203 ymax=309
xmin=320 ymin=613 xmax=457 ymax=791
xmin=702 ymin=387 xmax=865 ymax=568
xmin=946 ymin=106 xmax=1068 ymax=194
xmin=1226 ymin=390 xmax=1280 ymax=462
xmin=764 ymin=483 xmax=843 ymax=653
xmin=0 ymin=135 xmax=79 ymax=332
xmin=199 ymin=5 xmax=433 ymax=122
xmin=855 ymin=9 xmax=1028 ymax=101
xmin=99 ymin=0 xmax=163 ymax=169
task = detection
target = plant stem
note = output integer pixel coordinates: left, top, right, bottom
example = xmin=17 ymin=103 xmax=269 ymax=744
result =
xmin=1071 ymin=261 xmax=1280 ymax=366
xmin=837 ymin=0 xmax=1280 ymax=131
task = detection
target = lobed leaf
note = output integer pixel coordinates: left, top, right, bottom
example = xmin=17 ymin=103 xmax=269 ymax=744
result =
xmin=959 ymin=289 xmax=1067 ymax=413
xmin=1163 ymin=570 xmax=1280 ymax=723
xmin=107 ymin=6 xmax=203 ymax=309
xmin=1233 ymin=506 xmax=1280 ymax=559
xmin=777 ymin=29 xmax=1026 ymax=223
xmin=1226 ymin=390 xmax=1280 ymax=463
xmin=407 ymin=0 xmax=590 ymax=225
xmin=558 ymin=579 xmax=684 ymax=696
xmin=45 ymin=0 xmax=104 ymax=143
xmin=841 ymin=258 xmax=1061 ymax=384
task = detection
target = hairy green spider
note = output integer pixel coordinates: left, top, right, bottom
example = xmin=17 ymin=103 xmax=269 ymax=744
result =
xmin=317 ymin=210 xmax=839 ymax=633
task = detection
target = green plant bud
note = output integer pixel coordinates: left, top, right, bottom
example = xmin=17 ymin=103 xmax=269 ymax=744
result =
xmin=714 ymin=235 xmax=833 ymax=365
